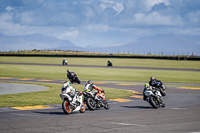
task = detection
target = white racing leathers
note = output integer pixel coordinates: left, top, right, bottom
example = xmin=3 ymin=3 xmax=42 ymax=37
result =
xmin=60 ymin=83 xmax=77 ymax=104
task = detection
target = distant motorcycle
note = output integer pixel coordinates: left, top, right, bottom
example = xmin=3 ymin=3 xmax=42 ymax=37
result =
xmin=60 ymin=87 xmax=85 ymax=114
xmin=62 ymin=59 xmax=68 ymax=65
xmin=107 ymin=61 xmax=113 ymax=67
xmin=83 ymin=89 xmax=110 ymax=111
xmin=144 ymin=87 xmax=165 ymax=109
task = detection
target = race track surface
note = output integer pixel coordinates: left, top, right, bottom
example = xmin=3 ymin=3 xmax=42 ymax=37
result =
xmin=0 ymin=79 xmax=200 ymax=133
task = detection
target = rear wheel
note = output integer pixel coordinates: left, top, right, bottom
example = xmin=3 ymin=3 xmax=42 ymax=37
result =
xmin=76 ymin=77 xmax=81 ymax=84
xmin=104 ymin=100 xmax=110 ymax=110
xmin=79 ymin=103 xmax=86 ymax=113
xmin=62 ymin=100 xmax=72 ymax=114
xmin=160 ymin=87 xmax=166 ymax=96
xmin=149 ymin=96 xmax=160 ymax=109
xmin=86 ymin=97 xmax=96 ymax=111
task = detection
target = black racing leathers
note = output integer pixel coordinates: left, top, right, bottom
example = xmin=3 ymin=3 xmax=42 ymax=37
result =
xmin=149 ymin=79 xmax=162 ymax=87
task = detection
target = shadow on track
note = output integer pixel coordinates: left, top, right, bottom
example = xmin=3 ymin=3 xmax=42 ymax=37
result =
xmin=33 ymin=111 xmax=65 ymax=115
xmin=121 ymin=105 xmax=153 ymax=109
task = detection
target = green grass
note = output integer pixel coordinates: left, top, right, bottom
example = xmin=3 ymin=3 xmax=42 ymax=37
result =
xmin=0 ymin=82 xmax=133 ymax=108
xmin=0 ymin=56 xmax=199 ymax=108
xmin=0 ymin=64 xmax=200 ymax=84
xmin=0 ymin=56 xmax=200 ymax=69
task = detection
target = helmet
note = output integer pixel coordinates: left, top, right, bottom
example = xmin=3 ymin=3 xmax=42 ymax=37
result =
xmin=144 ymin=83 xmax=150 ymax=87
xmin=63 ymin=81 xmax=70 ymax=88
xmin=150 ymin=77 xmax=155 ymax=81
xmin=67 ymin=69 xmax=70 ymax=73
xmin=87 ymin=80 xmax=93 ymax=84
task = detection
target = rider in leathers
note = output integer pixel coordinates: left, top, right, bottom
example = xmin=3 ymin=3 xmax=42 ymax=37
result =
xmin=62 ymin=81 xmax=78 ymax=105
xmin=84 ymin=80 xmax=102 ymax=92
xmin=149 ymin=77 xmax=162 ymax=87
xmin=67 ymin=69 xmax=75 ymax=83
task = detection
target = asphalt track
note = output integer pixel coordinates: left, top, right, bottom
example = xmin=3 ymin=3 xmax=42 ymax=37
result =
xmin=0 ymin=78 xmax=200 ymax=133
xmin=0 ymin=63 xmax=200 ymax=132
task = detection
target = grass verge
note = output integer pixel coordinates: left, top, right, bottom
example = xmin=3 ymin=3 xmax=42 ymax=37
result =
xmin=0 ymin=81 xmax=133 ymax=108
xmin=0 ymin=64 xmax=200 ymax=84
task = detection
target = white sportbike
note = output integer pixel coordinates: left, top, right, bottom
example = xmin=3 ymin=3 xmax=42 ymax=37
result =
xmin=60 ymin=87 xmax=85 ymax=114
xmin=144 ymin=87 xmax=165 ymax=109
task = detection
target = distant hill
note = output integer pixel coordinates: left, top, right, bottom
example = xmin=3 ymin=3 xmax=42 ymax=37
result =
xmin=0 ymin=34 xmax=83 ymax=51
xmin=0 ymin=34 xmax=199 ymax=55
xmin=88 ymin=35 xmax=200 ymax=55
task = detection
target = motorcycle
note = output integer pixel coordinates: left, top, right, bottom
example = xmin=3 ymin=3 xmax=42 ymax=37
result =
xmin=67 ymin=72 xmax=81 ymax=84
xmin=154 ymin=81 xmax=166 ymax=96
xmin=60 ymin=87 xmax=85 ymax=114
xmin=107 ymin=61 xmax=113 ymax=67
xmin=144 ymin=87 xmax=165 ymax=109
xmin=83 ymin=90 xmax=110 ymax=111
xmin=62 ymin=59 xmax=68 ymax=65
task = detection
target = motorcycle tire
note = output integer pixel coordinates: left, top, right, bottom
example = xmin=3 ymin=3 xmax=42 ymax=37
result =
xmin=79 ymin=103 xmax=86 ymax=113
xmin=75 ymin=77 xmax=81 ymax=84
xmin=104 ymin=100 xmax=110 ymax=110
xmin=160 ymin=87 xmax=166 ymax=96
xmin=149 ymin=96 xmax=160 ymax=109
xmin=62 ymin=100 xmax=72 ymax=114
xmin=86 ymin=97 xmax=96 ymax=111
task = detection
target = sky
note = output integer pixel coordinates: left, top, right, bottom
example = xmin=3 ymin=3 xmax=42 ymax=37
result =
xmin=0 ymin=0 xmax=200 ymax=53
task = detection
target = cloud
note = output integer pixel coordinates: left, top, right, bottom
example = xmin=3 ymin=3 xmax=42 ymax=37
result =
xmin=5 ymin=6 xmax=14 ymax=12
xmin=132 ymin=12 xmax=183 ymax=26
xmin=144 ymin=0 xmax=170 ymax=11
xmin=0 ymin=0 xmax=200 ymax=50
xmin=86 ymin=24 xmax=110 ymax=32
xmin=100 ymin=0 xmax=124 ymax=15
xmin=57 ymin=30 xmax=79 ymax=40
xmin=185 ymin=11 xmax=200 ymax=25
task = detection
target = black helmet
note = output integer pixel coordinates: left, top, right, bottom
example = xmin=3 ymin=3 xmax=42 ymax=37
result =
xmin=87 ymin=80 xmax=93 ymax=84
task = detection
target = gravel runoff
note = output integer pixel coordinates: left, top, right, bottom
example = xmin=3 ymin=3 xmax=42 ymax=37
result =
xmin=0 ymin=83 xmax=49 ymax=95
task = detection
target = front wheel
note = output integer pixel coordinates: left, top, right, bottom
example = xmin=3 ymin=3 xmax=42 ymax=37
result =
xmin=104 ymin=100 xmax=110 ymax=110
xmin=79 ymin=103 xmax=86 ymax=113
xmin=86 ymin=97 xmax=96 ymax=111
xmin=62 ymin=100 xmax=72 ymax=114
xmin=149 ymin=96 xmax=160 ymax=109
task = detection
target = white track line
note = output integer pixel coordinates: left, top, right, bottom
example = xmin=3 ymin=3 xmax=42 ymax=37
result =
xmin=110 ymin=122 xmax=146 ymax=127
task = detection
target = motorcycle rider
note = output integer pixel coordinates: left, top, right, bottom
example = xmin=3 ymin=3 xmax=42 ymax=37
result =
xmin=84 ymin=80 xmax=103 ymax=92
xmin=67 ymin=69 xmax=75 ymax=83
xmin=62 ymin=81 xmax=79 ymax=106
xmin=149 ymin=76 xmax=162 ymax=87
xmin=107 ymin=60 xmax=112 ymax=67
xmin=143 ymin=83 xmax=152 ymax=101
xmin=62 ymin=58 xmax=67 ymax=65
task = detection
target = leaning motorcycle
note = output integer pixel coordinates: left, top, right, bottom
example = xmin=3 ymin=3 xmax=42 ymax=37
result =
xmin=83 ymin=90 xmax=110 ymax=111
xmin=144 ymin=87 xmax=165 ymax=109
xmin=60 ymin=87 xmax=85 ymax=114
xmin=68 ymin=72 xmax=81 ymax=84
xmin=154 ymin=81 xmax=166 ymax=96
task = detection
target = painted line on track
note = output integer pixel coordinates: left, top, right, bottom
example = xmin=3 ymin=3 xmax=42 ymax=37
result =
xmin=18 ymin=78 xmax=34 ymax=80
xmin=109 ymin=98 xmax=134 ymax=102
xmin=110 ymin=122 xmax=146 ymax=127
xmin=180 ymin=87 xmax=200 ymax=90
xmin=12 ymin=105 xmax=52 ymax=110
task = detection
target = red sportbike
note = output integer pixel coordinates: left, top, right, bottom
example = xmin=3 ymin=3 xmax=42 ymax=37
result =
xmin=82 ymin=89 xmax=110 ymax=111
